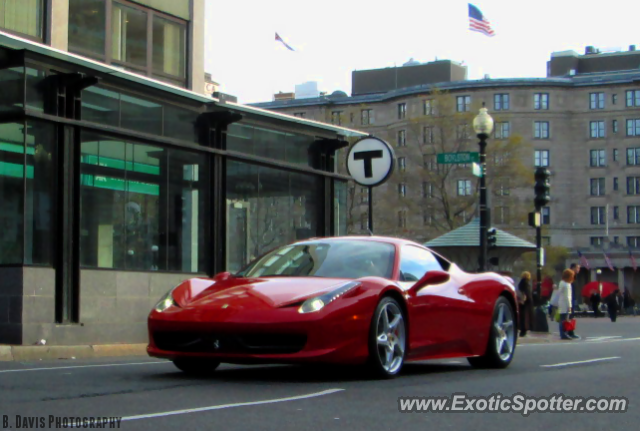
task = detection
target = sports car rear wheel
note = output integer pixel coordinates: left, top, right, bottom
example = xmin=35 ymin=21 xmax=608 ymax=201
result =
xmin=173 ymin=358 xmax=221 ymax=376
xmin=368 ymin=296 xmax=406 ymax=378
xmin=468 ymin=296 xmax=516 ymax=369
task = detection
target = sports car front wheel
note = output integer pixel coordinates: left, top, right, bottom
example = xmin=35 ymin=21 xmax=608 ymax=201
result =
xmin=468 ymin=296 xmax=516 ymax=369
xmin=173 ymin=358 xmax=221 ymax=376
xmin=368 ymin=296 xmax=406 ymax=378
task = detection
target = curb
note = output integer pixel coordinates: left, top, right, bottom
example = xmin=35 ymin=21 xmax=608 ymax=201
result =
xmin=0 ymin=344 xmax=148 ymax=362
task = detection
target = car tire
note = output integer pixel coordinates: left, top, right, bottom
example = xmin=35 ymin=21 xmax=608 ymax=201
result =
xmin=172 ymin=358 xmax=221 ymax=376
xmin=468 ymin=296 xmax=516 ymax=369
xmin=367 ymin=296 xmax=407 ymax=379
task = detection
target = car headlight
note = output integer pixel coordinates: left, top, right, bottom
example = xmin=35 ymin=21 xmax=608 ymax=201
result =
xmin=154 ymin=288 xmax=179 ymax=312
xmin=298 ymin=282 xmax=360 ymax=314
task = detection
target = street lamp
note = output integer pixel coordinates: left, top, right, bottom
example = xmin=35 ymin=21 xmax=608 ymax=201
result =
xmin=473 ymin=105 xmax=494 ymax=272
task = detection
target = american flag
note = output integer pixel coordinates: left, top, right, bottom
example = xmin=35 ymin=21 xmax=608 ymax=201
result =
xmin=630 ymin=249 xmax=638 ymax=271
xmin=469 ymin=4 xmax=495 ymax=37
xmin=275 ymin=33 xmax=295 ymax=51
xmin=577 ymin=250 xmax=591 ymax=270
xmin=603 ymin=249 xmax=614 ymax=271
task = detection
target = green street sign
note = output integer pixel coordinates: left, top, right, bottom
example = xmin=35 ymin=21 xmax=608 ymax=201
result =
xmin=436 ymin=152 xmax=480 ymax=164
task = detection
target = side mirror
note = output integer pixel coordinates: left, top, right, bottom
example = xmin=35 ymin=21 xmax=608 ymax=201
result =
xmin=214 ymin=271 xmax=233 ymax=282
xmin=409 ymin=270 xmax=450 ymax=295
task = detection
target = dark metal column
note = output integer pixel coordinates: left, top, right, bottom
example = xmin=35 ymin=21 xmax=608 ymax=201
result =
xmin=478 ymin=135 xmax=488 ymax=272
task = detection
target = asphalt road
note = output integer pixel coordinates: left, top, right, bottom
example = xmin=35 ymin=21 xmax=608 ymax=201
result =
xmin=1 ymin=317 xmax=639 ymax=431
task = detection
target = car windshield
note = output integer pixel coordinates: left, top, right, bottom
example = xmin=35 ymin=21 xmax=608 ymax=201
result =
xmin=237 ymin=240 xmax=396 ymax=279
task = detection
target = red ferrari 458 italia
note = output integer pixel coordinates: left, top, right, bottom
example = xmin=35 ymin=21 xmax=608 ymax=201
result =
xmin=147 ymin=236 xmax=518 ymax=378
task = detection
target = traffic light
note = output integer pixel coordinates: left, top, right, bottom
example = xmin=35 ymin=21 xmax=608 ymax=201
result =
xmin=487 ymin=227 xmax=498 ymax=250
xmin=534 ymin=167 xmax=551 ymax=210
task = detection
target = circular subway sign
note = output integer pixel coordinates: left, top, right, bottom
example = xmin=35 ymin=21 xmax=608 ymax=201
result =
xmin=346 ymin=137 xmax=395 ymax=187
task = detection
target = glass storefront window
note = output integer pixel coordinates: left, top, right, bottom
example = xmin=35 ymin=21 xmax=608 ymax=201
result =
xmin=25 ymin=67 xmax=46 ymax=112
xmin=226 ymin=160 xmax=321 ymax=273
xmin=0 ymin=67 xmax=24 ymax=112
xmin=112 ymin=3 xmax=148 ymax=70
xmin=0 ymin=0 xmax=43 ymax=40
xmin=25 ymin=121 xmax=56 ymax=265
xmin=0 ymin=123 xmax=25 ymax=265
xmin=163 ymin=105 xmax=198 ymax=142
xmin=81 ymin=86 xmax=120 ymax=127
xmin=69 ymin=0 xmax=106 ymax=58
xmin=80 ymin=133 xmax=207 ymax=272
xmin=152 ymin=16 xmax=186 ymax=79
xmin=334 ymin=180 xmax=347 ymax=236
xmin=120 ymin=93 xmax=162 ymax=135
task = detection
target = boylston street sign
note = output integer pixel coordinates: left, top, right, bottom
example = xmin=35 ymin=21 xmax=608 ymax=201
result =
xmin=437 ymin=152 xmax=480 ymax=164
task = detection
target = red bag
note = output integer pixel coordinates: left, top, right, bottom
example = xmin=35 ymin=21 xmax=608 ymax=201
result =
xmin=562 ymin=319 xmax=576 ymax=332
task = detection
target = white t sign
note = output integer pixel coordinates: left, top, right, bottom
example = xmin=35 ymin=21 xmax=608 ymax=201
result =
xmin=346 ymin=137 xmax=395 ymax=186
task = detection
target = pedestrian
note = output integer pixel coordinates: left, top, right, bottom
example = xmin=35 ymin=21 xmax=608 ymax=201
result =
xmin=549 ymin=283 xmax=559 ymax=319
xmin=557 ymin=269 xmax=578 ymax=340
xmin=605 ymin=289 xmax=621 ymax=322
xmin=517 ymin=271 xmax=533 ymax=337
xmin=569 ymin=262 xmax=581 ymax=310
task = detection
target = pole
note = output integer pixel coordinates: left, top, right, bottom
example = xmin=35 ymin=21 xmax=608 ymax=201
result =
xmin=535 ymin=221 xmax=542 ymax=304
xmin=368 ymin=186 xmax=373 ymax=234
xmin=478 ymin=134 xmax=488 ymax=272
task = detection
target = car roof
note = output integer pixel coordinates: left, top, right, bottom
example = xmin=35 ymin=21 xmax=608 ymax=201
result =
xmin=293 ymin=236 xmax=424 ymax=247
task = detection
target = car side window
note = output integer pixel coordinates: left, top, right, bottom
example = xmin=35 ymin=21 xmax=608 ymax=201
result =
xmin=399 ymin=246 xmax=444 ymax=282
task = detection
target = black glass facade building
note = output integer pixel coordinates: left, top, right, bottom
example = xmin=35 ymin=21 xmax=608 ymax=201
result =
xmin=0 ymin=33 xmax=362 ymax=345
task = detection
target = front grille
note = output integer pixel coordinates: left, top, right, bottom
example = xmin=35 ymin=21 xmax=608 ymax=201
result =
xmin=154 ymin=331 xmax=307 ymax=354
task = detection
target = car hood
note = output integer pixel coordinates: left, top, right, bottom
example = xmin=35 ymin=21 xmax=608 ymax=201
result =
xmin=173 ymin=277 xmax=356 ymax=310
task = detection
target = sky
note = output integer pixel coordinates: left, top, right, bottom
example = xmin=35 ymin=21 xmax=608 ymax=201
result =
xmin=204 ymin=0 xmax=640 ymax=104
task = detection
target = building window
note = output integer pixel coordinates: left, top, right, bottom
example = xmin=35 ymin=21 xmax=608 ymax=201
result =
xmin=361 ymin=109 xmax=374 ymax=125
xmin=612 ymin=94 xmax=618 ymax=105
xmin=590 ymin=92 xmax=605 ymax=109
xmin=80 ymin=133 xmax=209 ymax=272
xmin=398 ymin=183 xmax=406 ymax=197
xmin=397 ymin=129 xmax=406 ymax=146
xmin=424 ymin=99 xmax=435 ymax=115
xmin=614 ymin=206 xmax=619 ymax=220
xmin=398 ymin=103 xmax=407 ymax=120
xmin=614 ymin=177 xmax=619 ymax=191
xmin=70 ymin=0 xmax=188 ymax=86
xmin=423 ymin=182 xmax=433 ymax=198
xmin=591 ymin=207 xmax=606 ymax=225
xmin=360 ymin=213 xmax=368 ymax=230
xmin=626 ymin=148 xmax=640 ymax=165
xmin=626 ymin=119 xmax=640 ymax=136
xmin=590 ymin=149 xmax=606 ymax=167
xmin=494 ymin=122 xmax=510 ymax=139
xmin=542 ymin=207 xmax=550 ymax=225
xmin=456 ymin=124 xmax=470 ymax=139
xmin=613 ymin=149 xmax=619 ymax=162
xmin=456 ymin=95 xmax=471 ymax=112
xmin=534 ymin=150 xmax=550 ymax=167
xmin=626 ymin=90 xmax=640 ymax=107
xmin=423 ymin=126 xmax=434 ymax=144
xmin=331 ymin=111 xmax=342 ymax=125
xmin=398 ymin=210 xmax=407 ymax=228
xmin=534 ymin=93 xmax=549 ymax=110
xmin=590 ymin=178 xmax=605 ymax=196
xmin=0 ymin=0 xmax=44 ymax=40
xmin=628 ymin=236 xmax=640 ymax=248
xmin=628 ymin=206 xmax=640 ymax=224
xmin=494 ymin=94 xmax=510 ymax=111
xmin=293 ymin=112 xmax=306 ymax=118
xmin=423 ymin=154 xmax=436 ymax=170
xmin=613 ymin=120 xmax=618 ymax=133
xmin=534 ymin=121 xmax=550 ymax=139
xmin=398 ymin=157 xmax=406 ymax=172
xmin=495 ymin=206 xmax=510 ymax=224
xmin=457 ymin=179 xmax=472 ymax=196
xmin=590 ymin=237 xmax=604 ymax=246
xmin=590 ymin=121 xmax=605 ymax=138
xmin=627 ymin=176 xmax=640 ymax=195
xmin=360 ymin=187 xmax=368 ymax=203
xmin=495 ymin=182 xmax=510 ymax=196
xmin=423 ymin=211 xmax=433 ymax=226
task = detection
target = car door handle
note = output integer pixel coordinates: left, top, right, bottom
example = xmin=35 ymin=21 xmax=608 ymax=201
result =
xmin=458 ymin=288 xmax=466 ymax=295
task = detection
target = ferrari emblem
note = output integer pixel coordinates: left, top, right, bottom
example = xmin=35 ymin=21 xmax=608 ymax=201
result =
xmin=213 ymin=339 xmax=220 ymax=349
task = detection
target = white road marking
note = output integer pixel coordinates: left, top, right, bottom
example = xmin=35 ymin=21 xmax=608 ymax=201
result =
xmin=0 ymin=361 xmax=169 ymax=374
xmin=119 ymin=389 xmax=345 ymax=422
xmin=519 ymin=337 xmax=640 ymax=347
xmin=541 ymin=357 xmax=620 ymax=368
xmin=586 ymin=336 xmax=622 ymax=340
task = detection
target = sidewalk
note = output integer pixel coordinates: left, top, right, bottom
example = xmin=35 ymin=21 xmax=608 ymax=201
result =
xmin=517 ymin=331 xmax=564 ymax=345
xmin=0 ymin=343 xmax=148 ymax=362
